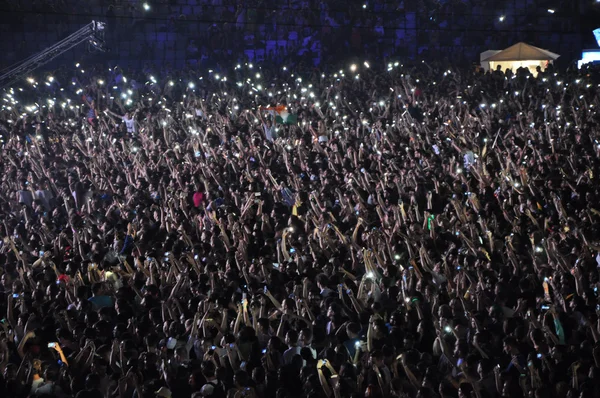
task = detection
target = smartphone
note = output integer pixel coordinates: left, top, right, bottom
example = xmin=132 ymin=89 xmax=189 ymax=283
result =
xmin=254 ymin=192 xmax=261 ymax=197
xmin=289 ymin=248 xmax=296 ymax=254
xmin=263 ymin=286 xmax=268 ymax=294
xmin=536 ymin=353 xmax=542 ymax=359
xmin=262 ymin=348 xmax=267 ymax=354
xmin=541 ymin=305 xmax=550 ymax=310
xmin=39 ymin=251 xmax=45 ymax=257
xmin=229 ymin=343 xmax=235 ymax=349
xmin=272 ymin=263 xmax=280 ymax=269
xmin=48 ymin=343 xmax=56 ymax=348
xmin=12 ymin=294 xmax=19 ymax=299
xmin=211 ymin=345 xmax=217 ymax=350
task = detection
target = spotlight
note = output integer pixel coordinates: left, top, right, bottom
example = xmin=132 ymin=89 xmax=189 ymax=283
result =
xmin=143 ymin=3 xmax=150 ymax=11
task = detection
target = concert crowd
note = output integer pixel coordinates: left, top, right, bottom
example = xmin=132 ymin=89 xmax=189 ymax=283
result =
xmin=0 ymin=56 xmax=600 ymax=398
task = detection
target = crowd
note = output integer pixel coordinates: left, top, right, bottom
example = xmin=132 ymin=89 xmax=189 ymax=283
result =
xmin=1 ymin=56 xmax=600 ymax=398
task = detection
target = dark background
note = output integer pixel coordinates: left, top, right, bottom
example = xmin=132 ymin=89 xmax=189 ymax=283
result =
xmin=0 ymin=0 xmax=596 ymax=70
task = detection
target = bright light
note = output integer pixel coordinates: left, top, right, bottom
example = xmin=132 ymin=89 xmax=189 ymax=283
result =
xmin=188 ymin=82 xmax=195 ymax=89
xmin=98 ymin=79 xmax=104 ymax=85
xmin=547 ymin=9 xmax=555 ymax=13
xmin=48 ymin=76 xmax=54 ymax=82
xmin=499 ymin=15 xmax=505 ymax=22
xmin=350 ymin=64 xmax=357 ymax=72
xmin=362 ymin=4 xmax=366 ymax=8
xmin=169 ymin=81 xmax=174 ymax=86
xmin=366 ymin=272 xmax=374 ymax=279
xmin=363 ymin=61 xmax=370 ymax=68
xmin=143 ymin=3 xmax=150 ymax=11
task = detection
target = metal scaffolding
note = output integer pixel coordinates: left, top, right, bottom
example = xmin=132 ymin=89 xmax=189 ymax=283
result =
xmin=0 ymin=21 xmax=106 ymax=89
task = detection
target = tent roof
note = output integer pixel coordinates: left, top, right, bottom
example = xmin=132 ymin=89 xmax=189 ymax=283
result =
xmin=482 ymin=42 xmax=560 ymax=62
xmin=480 ymin=50 xmax=501 ymax=62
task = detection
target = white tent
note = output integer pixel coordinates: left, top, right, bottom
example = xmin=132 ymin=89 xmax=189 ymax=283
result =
xmin=480 ymin=42 xmax=560 ymax=76
xmin=480 ymin=50 xmax=501 ymax=73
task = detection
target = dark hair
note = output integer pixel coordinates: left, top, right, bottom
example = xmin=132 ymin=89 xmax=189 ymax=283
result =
xmin=201 ymin=360 xmax=216 ymax=378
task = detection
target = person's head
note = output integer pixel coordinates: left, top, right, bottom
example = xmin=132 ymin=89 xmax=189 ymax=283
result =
xmin=44 ymin=364 xmax=60 ymax=382
xmin=477 ymin=358 xmax=494 ymax=379
xmin=369 ymin=349 xmax=384 ymax=367
xmin=299 ymin=328 xmax=313 ymax=347
xmin=201 ymin=360 xmax=216 ymax=379
xmin=316 ymin=274 xmax=329 ymax=290
xmin=233 ymin=370 xmax=249 ymax=388
xmin=503 ymin=336 xmax=518 ymax=355
xmin=346 ymin=322 xmax=360 ymax=339
xmin=285 ymin=329 xmax=299 ymax=347
xmin=91 ymin=282 xmax=105 ymax=297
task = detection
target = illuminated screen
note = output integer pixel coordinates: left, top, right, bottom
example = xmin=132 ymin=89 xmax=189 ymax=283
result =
xmin=578 ymin=50 xmax=600 ymax=68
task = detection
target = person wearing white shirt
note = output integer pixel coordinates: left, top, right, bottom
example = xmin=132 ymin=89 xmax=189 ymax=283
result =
xmin=282 ymin=329 xmax=301 ymax=365
xmin=106 ymin=108 xmax=138 ymax=135
xmin=298 ymin=328 xmax=317 ymax=359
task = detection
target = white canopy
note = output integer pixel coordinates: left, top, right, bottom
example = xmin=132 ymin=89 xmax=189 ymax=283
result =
xmin=480 ymin=42 xmax=559 ymax=76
